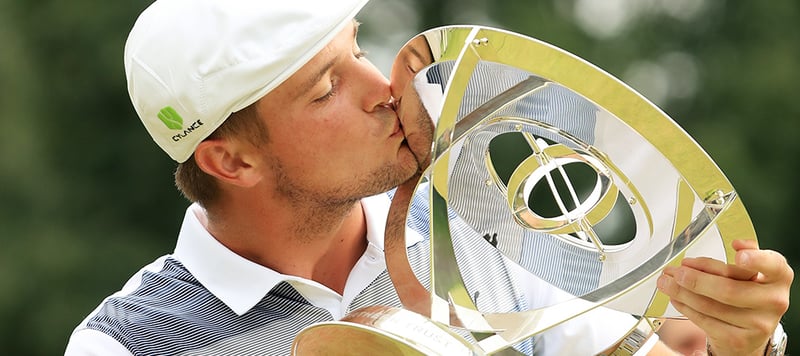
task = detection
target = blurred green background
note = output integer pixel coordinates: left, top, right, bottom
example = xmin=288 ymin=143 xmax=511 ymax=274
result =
xmin=1 ymin=0 xmax=796 ymax=354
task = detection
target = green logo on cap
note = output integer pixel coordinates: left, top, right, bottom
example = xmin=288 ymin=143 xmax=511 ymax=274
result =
xmin=157 ymin=106 xmax=184 ymax=130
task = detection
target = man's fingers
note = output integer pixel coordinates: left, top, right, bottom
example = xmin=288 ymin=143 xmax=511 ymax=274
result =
xmin=729 ymin=239 xmax=793 ymax=284
xmin=658 ymin=240 xmax=792 ymax=356
xmin=660 ymin=268 xmax=758 ymax=309
xmin=677 ymin=240 xmax=793 ymax=285
xmin=661 ymin=257 xmax=791 ymax=316
xmin=732 ymin=238 xmax=758 ymax=250
xmin=669 ymin=298 xmax=767 ymax=355
xmin=678 ymin=257 xmax=757 ymax=281
xmin=735 ymin=248 xmax=794 ymax=284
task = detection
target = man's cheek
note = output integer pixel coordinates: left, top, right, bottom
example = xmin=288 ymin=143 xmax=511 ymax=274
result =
xmin=407 ymin=114 xmax=434 ymax=169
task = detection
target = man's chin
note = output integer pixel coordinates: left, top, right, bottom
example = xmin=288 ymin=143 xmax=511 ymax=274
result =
xmin=398 ymin=140 xmax=429 ymax=172
xmin=385 ymin=159 xmax=423 ymax=193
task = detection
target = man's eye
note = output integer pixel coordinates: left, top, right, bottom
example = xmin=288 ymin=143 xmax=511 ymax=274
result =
xmin=314 ymin=81 xmax=337 ymax=103
xmin=355 ymin=50 xmax=368 ymax=59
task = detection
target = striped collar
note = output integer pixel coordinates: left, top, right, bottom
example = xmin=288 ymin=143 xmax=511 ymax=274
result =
xmin=173 ymin=192 xmax=422 ymax=316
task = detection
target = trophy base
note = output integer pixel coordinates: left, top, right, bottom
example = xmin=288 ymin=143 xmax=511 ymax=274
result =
xmin=292 ymin=305 xmax=477 ymax=355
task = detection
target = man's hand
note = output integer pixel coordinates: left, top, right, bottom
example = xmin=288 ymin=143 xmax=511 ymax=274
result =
xmin=656 ymin=239 xmax=793 ymax=355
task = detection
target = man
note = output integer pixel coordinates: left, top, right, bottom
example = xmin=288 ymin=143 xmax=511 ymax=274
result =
xmin=66 ymin=0 xmax=792 ymax=355
xmin=657 ymin=319 xmax=710 ymax=355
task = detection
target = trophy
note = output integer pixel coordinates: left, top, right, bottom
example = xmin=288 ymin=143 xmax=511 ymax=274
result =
xmin=292 ymin=26 xmax=756 ymax=355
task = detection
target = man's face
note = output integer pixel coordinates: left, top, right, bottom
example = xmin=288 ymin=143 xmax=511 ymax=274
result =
xmin=390 ymin=34 xmax=435 ymax=98
xmin=252 ymin=21 xmax=419 ymax=205
xmin=390 ymin=34 xmax=436 ymax=171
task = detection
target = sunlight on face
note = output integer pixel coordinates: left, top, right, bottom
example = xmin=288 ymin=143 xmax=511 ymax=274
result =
xmin=252 ymin=21 xmax=419 ymax=206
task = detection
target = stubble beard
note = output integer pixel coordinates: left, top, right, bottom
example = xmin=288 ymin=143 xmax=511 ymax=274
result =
xmin=268 ymin=155 xmax=416 ymax=240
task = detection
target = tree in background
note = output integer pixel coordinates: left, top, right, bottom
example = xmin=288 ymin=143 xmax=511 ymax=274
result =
xmin=0 ymin=0 xmax=796 ymax=354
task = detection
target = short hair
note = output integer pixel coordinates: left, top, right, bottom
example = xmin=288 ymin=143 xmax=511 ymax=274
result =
xmin=175 ymin=103 xmax=267 ymax=207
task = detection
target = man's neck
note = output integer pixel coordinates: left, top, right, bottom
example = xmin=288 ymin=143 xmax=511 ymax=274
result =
xmin=204 ymin=197 xmax=369 ymax=295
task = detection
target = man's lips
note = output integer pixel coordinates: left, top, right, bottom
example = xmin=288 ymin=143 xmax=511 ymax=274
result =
xmin=390 ymin=97 xmax=405 ymax=138
xmin=390 ymin=116 xmax=404 ymax=138
xmin=388 ymin=98 xmax=405 ymax=138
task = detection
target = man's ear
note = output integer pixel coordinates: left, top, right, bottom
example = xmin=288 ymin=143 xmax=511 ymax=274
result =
xmin=194 ymin=139 xmax=262 ymax=188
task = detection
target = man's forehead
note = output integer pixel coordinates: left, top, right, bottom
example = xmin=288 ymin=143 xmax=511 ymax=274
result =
xmin=283 ymin=21 xmax=360 ymax=96
xmin=308 ymin=20 xmax=360 ymax=65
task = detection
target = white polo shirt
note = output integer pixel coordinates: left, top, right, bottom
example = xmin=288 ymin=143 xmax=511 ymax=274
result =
xmin=65 ymin=191 xmax=654 ymax=355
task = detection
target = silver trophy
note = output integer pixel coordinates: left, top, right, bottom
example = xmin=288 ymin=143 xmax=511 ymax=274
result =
xmin=292 ymin=26 xmax=756 ymax=355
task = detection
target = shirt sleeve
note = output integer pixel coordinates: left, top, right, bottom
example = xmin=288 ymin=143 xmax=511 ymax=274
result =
xmin=506 ymin=260 xmax=658 ymax=356
xmin=65 ymin=328 xmax=133 ymax=356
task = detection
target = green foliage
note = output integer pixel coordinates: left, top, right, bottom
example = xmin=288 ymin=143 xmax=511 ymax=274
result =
xmin=0 ymin=0 xmax=184 ymax=353
xmin=1 ymin=0 xmax=796 ymax=354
